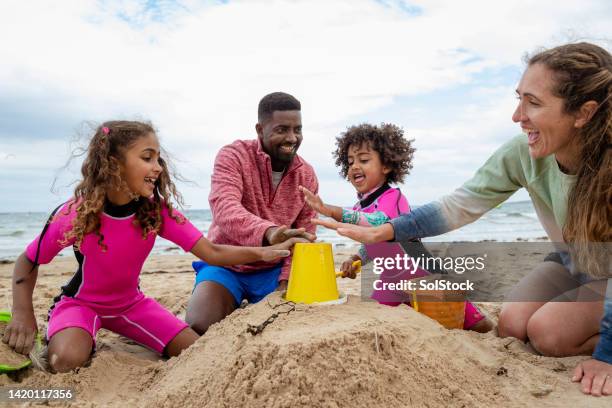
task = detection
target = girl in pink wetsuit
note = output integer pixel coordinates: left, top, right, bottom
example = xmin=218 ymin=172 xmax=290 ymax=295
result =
xmin=4 ymin=121 xmax=297 ymax=372
xmin=300 ymin=123 xmax=492 ymax=332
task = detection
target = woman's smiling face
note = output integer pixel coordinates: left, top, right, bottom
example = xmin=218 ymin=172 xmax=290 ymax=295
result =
xmin=512 ymin=63 xmax=580 ymax=170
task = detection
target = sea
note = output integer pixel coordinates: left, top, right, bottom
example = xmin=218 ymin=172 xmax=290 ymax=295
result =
xmin=0 ymin=200 xmax=546 ymax=261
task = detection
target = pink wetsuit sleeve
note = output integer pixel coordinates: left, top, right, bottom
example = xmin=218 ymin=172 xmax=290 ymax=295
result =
xmin=159 ymin=206 xmax=204 ymax=252
xmin=25 ymin=202 xmax=76 ymax=265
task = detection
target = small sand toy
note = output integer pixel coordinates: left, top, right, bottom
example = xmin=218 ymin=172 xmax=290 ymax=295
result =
xmin=285 ymin=243 xmax=347 ymax=305
xmin=411 ymin=290 xmax=465 ymax=329
xmin=335 ymin=260 xmax=362 ymax=278
xmin=0 ymin=310 xmax=42 ymax=373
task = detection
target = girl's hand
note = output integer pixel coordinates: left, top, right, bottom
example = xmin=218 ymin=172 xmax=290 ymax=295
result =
xmin=312 ymin=218 xmax=394 ymax=244
xmin=298 ymin=186 xmax=330 ymax=216
xmin=340 ymin=255 xmax=362 ymax=279
xmin=3 ymin=311 xmax=37 ymax=355
xmin=261 ymin=237 xmax=310 ymax=262
xmin=573 ymin=358 xmax=612 ymax=396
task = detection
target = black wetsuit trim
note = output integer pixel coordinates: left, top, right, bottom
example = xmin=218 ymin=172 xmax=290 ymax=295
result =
xmin=359 ymin=184 xmax=392 ymax=209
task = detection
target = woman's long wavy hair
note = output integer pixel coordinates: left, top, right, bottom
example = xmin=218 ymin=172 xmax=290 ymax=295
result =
xmin=529 ymin=42 xmax=611 ymax=277
xmin=63 ymin=120 xmax=184 ymax=250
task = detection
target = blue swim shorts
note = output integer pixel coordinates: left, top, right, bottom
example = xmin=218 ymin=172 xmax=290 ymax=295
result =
xmin=193 ymin=261 xmax=282 ymax=306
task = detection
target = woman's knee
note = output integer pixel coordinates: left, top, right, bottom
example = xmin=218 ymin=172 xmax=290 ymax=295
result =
xmin=526 ymin=314 xmax=568 ymax=356
xmin=497 ymin=304 xmax=532 ymax=341
xmin=526 ymin=301 xmax=602 ymax=357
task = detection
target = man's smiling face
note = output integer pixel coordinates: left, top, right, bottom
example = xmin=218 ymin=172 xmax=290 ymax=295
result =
xmin=257 ymin=110 xmax=302 ymax=170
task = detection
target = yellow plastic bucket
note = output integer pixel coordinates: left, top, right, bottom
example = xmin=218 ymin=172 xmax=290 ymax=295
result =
xmin=286 ymin=243 xmax=340 ymax=304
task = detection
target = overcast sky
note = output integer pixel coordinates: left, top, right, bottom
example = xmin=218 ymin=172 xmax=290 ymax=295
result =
xmin=1 ymin=0 xmax=611 ymax=213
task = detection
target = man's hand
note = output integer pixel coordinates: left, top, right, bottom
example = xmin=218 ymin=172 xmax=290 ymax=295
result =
xmin=312 ymin=218 xmax=394 ymax=244
xmin=573 ymin=358 xmax=612 ymax=396
xmin=265 ymin=225 xmax=316 ymax=246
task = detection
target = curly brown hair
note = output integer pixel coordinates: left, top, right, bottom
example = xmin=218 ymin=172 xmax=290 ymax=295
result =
xmin=333 ymin=123 xmax=416 ymax=184
xmin=62 ymin=120 xmax=184 ymax=251
xmin=528 ymin=42 xmax=611 ymax=277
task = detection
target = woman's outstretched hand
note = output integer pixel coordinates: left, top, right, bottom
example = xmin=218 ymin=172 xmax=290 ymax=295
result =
xmin=312 ymin=218 xmax=394 ymax=244
xmin=573 ymin=358 xmax=612 ymax=396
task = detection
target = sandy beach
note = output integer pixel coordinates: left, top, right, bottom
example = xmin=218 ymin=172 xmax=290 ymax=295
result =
xmin=0 ymin=246 xmax=605 ymax=407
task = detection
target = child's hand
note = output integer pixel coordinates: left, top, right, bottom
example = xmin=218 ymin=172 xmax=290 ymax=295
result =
xmin=340 ymin=255 xmax=362 ymax=279
xmin=298 ymin=186 xmax=329 ymax=217
xmin=3 ymin=311 xmax=37 ymax=355
xmin=260 ymin=249 xmax=291 ymax=263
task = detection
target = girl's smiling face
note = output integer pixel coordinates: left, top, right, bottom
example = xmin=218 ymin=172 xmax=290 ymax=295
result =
xmin=107 ymin=132 xmax=163 ymax=205
xmin=347 ymin=142 xmax=390 ymax=194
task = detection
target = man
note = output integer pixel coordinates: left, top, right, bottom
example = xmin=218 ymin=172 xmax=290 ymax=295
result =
xmin=186 ymin=92 xmax=318 ymax=335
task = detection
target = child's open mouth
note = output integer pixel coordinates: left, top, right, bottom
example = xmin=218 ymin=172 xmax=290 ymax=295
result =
xmin=145 ymin=177 xmax=157 ymax=188
xmin=352 ymin=174 xmax=365 ymax=185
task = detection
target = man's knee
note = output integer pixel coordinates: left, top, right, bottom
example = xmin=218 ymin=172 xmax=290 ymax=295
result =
xmin=185 ymin=312 xmax=215 ymax=336
xmin=186 ymin=282 xmax=237 ymax=335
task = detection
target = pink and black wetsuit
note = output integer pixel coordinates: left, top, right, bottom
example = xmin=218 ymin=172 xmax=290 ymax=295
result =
xmin=25 ymin=199 xmax=202 ymax=354
xmin=341 ymin=184 xmax=485 ymax=329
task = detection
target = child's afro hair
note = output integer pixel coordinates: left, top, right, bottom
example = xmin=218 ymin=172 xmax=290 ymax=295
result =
xmin=333 ymin=123 xmax=415 ymax=184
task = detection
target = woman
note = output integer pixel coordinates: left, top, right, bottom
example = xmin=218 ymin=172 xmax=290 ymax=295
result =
xmin=312 ymin=42 xmax=611 ymax=396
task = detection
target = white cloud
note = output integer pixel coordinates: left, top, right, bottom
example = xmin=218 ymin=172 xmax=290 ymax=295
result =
xmin=0 ymin=0 xmax=610 ymax=211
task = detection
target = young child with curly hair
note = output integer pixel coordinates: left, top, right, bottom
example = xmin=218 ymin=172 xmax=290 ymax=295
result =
xmin=3 ymin=121 xmax=299 ymax=372
xmin=300 ymin=123 xmax=491 ymax=332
